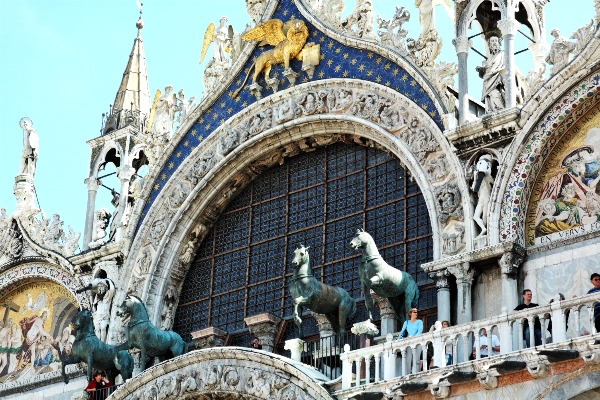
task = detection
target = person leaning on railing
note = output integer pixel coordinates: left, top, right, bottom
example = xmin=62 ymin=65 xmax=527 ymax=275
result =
xmin=588 ymin=273 xmax=600 ymax=333
xmin=397 ymin=308 xmax=423 ymax=339
xmin=85 ymin=371 xmax=112 ymax=400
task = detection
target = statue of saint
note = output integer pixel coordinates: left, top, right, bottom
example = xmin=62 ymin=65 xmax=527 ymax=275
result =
xmin=152 ymin=86 xmax=177 ymax=138
xmin=90 ymin=278 xmax=116 ymax=342
xmin=19 ymin=117 xmax=39 ymax=177
xmin=546 ymin=29 xmax=575 ymax=76
xmin=471 ymin=154 xmax=494 ymax=237
xmin=476 ymin=36 xmax=506 ymax=113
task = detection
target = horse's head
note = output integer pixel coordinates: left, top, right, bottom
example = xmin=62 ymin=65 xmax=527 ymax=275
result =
xmin=117 ymin=294 xmax=148 ymax=321
xmin=350 ymin=228 xmax=371 ymax=251
xmin=72 ymin=309 xmax=93 ymax=333
xmin=292 ymin=244 xmax=310 ymax=267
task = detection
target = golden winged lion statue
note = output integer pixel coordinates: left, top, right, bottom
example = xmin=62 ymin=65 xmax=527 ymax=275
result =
xmin=233 ymin=18 xmax=310 ymax=97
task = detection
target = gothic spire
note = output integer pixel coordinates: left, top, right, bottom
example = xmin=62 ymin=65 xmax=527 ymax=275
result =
xmin=103 ymin=6 xmax=150 ymax=134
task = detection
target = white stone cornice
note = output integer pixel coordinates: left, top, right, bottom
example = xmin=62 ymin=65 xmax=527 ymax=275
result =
xmin=421 ymin=241 xmax=524 ymax=273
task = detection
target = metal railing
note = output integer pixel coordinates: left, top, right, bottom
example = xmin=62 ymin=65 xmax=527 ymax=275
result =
xmin=86 ymin=383 xmax=119 ymax=400
xmin=299 ymin=332 xmax=363 ymax=380
xmin=339 ymin=292 xmax=600 ymax=390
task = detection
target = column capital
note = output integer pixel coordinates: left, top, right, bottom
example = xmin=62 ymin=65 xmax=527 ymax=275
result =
xmin=84 ymin=177 xmax=100 ymax=191
xmin=499 ymin=250 xmax=524 ymax=275
xmin=429 ymin=270 xmax=450 ymax=289
xmin=498 ymin=18 xmax=519 ymax=36
xmin=453 ymin=36 xmax=472 ymax=55
xmin=191 ymin=326 xmax=228 ymax=349
xmin=117 ymin=165 xmax=136 ymax=181
xmin=244 ymin=312 xmax=282 ymax=352
xmin=371 ymin=292 xmax=397 ymax=320
xmin=448 ymin=262 xmax=475 ymax=284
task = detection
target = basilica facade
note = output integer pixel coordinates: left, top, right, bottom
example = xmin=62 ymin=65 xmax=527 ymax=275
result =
xmin=1 ymin=1 xmax=600 ymax=399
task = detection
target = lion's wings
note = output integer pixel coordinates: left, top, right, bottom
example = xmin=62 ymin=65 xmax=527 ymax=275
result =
xmin=241 ymin=19 xmax=285 ymax=46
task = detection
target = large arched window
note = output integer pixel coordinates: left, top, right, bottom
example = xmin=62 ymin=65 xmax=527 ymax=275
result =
xmin=174 ymin=142 xmax=435 ymax=347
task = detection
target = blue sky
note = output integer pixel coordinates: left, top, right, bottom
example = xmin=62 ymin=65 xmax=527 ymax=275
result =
xmin=0 ymin=0 xmax=588 ymax=242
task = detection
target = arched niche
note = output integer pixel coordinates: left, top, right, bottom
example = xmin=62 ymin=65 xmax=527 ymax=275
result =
xmin=495 ymin=71 xmax=600 ymax=245
xmin=121 ymin=80 xmax=470 ymax=325
xmin=0 ymin=262 xmax=87 ymax=385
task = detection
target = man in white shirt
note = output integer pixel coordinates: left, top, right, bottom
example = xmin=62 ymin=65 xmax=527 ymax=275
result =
xmin=473 ymin=328 xmax=500 ymax=358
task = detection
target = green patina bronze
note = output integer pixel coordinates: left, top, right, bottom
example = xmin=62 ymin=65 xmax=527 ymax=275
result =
xmin=54 ymin=309 xmax=134 ymax=384
xmin=116 ymin=295 xmax=188 ymax=371
xmin=350 ymin=229 xmax=419 ymax=326
xmin=290 ymin=244 xmax=357 ymax=337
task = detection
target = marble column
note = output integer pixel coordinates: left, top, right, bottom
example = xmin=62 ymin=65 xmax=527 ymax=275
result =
xmin=430 ymin=270 xmax=451 ymax=323
xmin=372 ymin=293 xmax=397 ymax=336
xmin=115 ymin=165 xmax=135 ymax=242
xmin=244 ymin=312 xmax=281 ymax=352
xmin=312 ymin=312 xmax=335 ymax=338
xmin=448 ymin=262 xmax=475 ymax=324
xmin=83 ymin=177 xmax=100 ymax=250
xmin=498 ymin=17 xmax=520 ymax=109
xmin=499 ymin=250 xmax=523 ymax=312
xmin=453 ymin=36 xmax=472 ymax=124
xmin=191 ymin=326 xmax=228 ymax=349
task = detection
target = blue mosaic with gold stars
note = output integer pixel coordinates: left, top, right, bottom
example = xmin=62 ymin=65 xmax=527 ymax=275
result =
xmin=138 ymin=0 xmax=443 ymax=230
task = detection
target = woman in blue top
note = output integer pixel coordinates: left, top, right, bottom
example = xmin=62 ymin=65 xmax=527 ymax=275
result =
xmin=398 ymin=308 xmax=423 ymax=339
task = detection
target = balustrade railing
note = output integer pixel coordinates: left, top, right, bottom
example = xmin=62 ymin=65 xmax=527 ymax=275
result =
xmin=339 ymin=292 xmax=600 ymax=390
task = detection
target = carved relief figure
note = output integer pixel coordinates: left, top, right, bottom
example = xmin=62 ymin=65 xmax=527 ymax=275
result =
xmin=200 ymin=17 xmax=233 ymax=66
xmin=471 ymin=154 xmax=494 ymax=237
xmin=19 ymin=117 xmax=39 ymax=177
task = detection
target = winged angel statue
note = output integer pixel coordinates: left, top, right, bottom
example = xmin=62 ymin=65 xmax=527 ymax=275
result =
xmin=233 ymin=18 xmax=311 ymax=97
xmin=199 ymin=17 xmax=236 ymax=66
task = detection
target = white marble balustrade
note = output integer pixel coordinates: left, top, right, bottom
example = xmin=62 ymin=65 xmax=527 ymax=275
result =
xmin=340 ymin=291 xmax=600 ymax=390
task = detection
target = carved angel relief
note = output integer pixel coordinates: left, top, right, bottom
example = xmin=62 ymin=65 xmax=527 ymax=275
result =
xmin=233 ymin=18 xmax=319 ymax=99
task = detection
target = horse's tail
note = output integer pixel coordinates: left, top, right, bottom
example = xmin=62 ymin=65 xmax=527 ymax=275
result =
xmin=410 ymin=277 xmax=420 ymax=309
xmin=348 ymin=296 xmax=357 ymax=319
xmin=232 ymin=62 xmax=255 ymax=98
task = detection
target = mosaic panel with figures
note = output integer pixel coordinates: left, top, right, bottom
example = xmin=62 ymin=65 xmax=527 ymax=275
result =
xmin=526 ymin=103 xmax=600 ymax=246
xmin=0 ymin=280 xmax=78 ymax=384
xmin=174 ymin=143 xmax=435 ymax=344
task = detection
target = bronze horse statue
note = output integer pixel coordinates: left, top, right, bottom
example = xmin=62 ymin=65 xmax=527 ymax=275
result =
xmin=53 ymin=309 xmax=134 ymax=384
xmin=116 ymin=294 xmax=187 ymax=371
xmin=290 ymin=244 xmax=356 ymax=337
xmin=350 ymin=229 xmax=419 ymax=326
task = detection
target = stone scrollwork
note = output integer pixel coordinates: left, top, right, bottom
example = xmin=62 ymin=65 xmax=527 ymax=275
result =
xmin=341 ymin=0 xmax=375 ymax=40
xmin=377 ymin=6 xmax=411 ymax=56
xmin=306 ymin=0 xmax=344 ymax=30
xmin=146 ymin=209 xmax=175 ymax=246
xmin=407 ymin=29 xmax=443 ymax=69
xmin=425 ymin=153 xmax=449 ymax=183
xmin=571 ymin=19 xmax=595 ymax=54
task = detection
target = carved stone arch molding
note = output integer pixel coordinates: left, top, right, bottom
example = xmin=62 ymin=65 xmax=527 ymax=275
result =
xmin=109 ymin=348 xmax=334 ymax=400
xmin=121 ymin=80 xmax=470 ymax=323
xmin=493 ymin=70 xmax=600 ymax=245
xmin=0 ymin=262 xmax=90 ymax=309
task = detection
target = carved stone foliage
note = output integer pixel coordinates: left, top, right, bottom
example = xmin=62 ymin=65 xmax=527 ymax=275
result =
xmin=377 ymin=6 xmax=410 ymax=56
xmin=1 ymin=219 xmax=23 ymax=260
xmin=146 ymin=209 xmax=175 ymax=247
xmin=116 ymin=355 xmax=326 ymax=400
xmin=407 ymin=29 xmax=442 ymax=69
xmin=341 ymin=0 xmax=375 ymax=40
xmin=245 ymin=0 xmax=267 ymax=25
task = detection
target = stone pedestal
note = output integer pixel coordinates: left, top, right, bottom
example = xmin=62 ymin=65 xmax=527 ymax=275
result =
xmin=352 ymin=320 xmax=379 ymax=380
xmin=13 ymin=174 xmax=36 ymax=217
xmin=284 ymin=338 xmax=305 ymax=362
xmin=191 ymin=326 xmax=228 ymax=349
xmin=244 ymin=312 xmax=281 ymax=352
